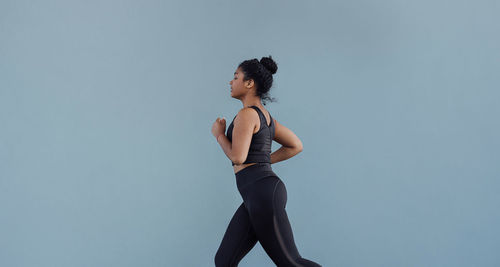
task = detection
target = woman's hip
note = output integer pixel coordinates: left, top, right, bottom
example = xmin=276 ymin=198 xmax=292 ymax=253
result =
xmin=235 ymin=162 xmax=279 ymax=190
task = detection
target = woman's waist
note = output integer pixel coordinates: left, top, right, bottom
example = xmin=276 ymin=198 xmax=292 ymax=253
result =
xmin=235 ymin=163 xmax=277 ymax=188
xmin=235 ymin=162 xmax=273 ymax=175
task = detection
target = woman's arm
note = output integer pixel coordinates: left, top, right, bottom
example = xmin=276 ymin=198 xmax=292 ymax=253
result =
xmin=216 ymin=107 xmax=256 ymax=164
xmin=270 ymin=146 xmax=302 ymax=164
xmin=270 ymin=118 xmax=303 ymax=164
xmin=216 ymin=134 xmax=234 ymax=163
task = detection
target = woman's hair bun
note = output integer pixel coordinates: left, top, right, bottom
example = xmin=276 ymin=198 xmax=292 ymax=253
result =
xmin=259 ymin=55 xmax=278 ymax=75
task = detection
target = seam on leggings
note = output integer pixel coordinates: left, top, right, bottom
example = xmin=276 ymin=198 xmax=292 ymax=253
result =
xmin=272 ymin=180 xmax=303 ymax=267
xmin=229 ymin=221 xmax=251 ymax=266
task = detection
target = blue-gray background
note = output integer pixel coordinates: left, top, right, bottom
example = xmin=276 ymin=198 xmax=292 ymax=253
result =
xmin=1 ymin=0 xmax=498 ymax=266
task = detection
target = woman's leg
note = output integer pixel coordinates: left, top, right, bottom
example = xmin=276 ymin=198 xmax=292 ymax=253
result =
xmin=244 ymin=176 xmax=322 ymax=267
xmin=215 ymin=202 xmax=258 ymax=267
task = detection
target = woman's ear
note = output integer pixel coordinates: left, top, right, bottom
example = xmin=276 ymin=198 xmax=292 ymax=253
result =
xmin=245 ymin=79 xmax=254 ymax=88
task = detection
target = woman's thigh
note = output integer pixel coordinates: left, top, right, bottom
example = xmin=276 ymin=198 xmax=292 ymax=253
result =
xmin=243 ymin=176 xmax=307 ymax=266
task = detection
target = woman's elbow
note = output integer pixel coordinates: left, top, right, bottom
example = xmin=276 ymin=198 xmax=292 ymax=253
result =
xmin=232 ymin=159 xmax=243 ymax=165
xmin=231 ymin=153 xmax=246 ymax=165
xmin=295 ymin=140 xmax=303 ymax=152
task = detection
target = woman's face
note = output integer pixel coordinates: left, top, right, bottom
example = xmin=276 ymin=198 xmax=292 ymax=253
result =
xmin=229 ymin=67 xmax=245 ymax=98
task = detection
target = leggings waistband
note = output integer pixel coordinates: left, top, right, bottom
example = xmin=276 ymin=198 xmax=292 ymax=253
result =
xmin=235 ymin=163 xmax=277 ymax=189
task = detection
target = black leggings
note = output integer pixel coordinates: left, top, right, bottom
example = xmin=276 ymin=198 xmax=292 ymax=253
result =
xmin=215 ymin=162 xmax=322 ymax=267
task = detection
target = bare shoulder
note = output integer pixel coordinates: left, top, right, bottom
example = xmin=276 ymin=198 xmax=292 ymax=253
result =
xmin=272 ymin=117 xmax=303 ymax=150
xmin=235 ymin=107 xmax=259 ymax=120
xmin=233 ymin=107 xmax=259 ymax=128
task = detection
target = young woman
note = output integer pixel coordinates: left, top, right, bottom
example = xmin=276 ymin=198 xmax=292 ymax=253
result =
xmin=211 ymin=56 xmax=322 ymax=267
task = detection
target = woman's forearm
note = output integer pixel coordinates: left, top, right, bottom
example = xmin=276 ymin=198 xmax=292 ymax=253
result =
xmin=217 ymin=134 xmax=233 ymax=162
xmin=270 ymin=145 xmax=302 ymax=164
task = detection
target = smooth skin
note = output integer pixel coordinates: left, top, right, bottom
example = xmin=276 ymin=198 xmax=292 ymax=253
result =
xmin=211 ymin=67 xmax=303 ymax=174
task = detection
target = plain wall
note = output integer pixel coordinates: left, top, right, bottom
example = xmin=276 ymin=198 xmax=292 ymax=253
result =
xmin=1 ymin=0 xmax=499 ymax=266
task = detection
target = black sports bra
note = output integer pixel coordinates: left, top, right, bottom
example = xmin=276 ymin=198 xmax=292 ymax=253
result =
xmin=226 ymin=106 xmax=275 ymax=166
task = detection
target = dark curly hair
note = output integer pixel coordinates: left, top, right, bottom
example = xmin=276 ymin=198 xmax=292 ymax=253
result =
xmin=238 ymin=55 xmax=278 ymax=105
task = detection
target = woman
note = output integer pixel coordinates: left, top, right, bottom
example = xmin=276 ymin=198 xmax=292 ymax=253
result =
xmin=211 ymin=56 xmax=322 ymax=267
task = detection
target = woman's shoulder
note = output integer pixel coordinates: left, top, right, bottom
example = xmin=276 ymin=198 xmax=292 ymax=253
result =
xmin=235 ymin=106 xmax=258 ymax=118
xmin=231 ymin=107 xmax=261 ymax=129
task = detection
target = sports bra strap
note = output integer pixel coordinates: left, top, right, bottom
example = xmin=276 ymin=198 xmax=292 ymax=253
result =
xmin=249 ymin=106 xmax=271 ymax=127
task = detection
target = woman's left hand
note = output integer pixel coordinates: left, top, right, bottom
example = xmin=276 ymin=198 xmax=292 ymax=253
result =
xmin=211 ymin=117 xmax=226 ymax=139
